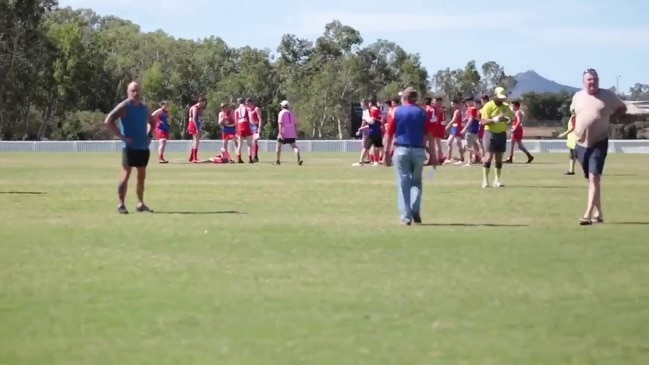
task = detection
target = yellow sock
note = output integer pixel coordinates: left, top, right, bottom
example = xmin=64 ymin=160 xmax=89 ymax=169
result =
xmin=482 ymin=167 xmax=490 ymax=181
xmin=495 ymin=168 xmax=502 ymax=181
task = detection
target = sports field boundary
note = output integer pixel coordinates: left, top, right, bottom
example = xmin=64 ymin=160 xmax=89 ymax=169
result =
xmin=0 ymin=139 xmax=648 ymax=153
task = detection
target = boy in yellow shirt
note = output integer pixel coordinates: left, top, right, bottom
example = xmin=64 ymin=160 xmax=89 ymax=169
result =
xmin=557 ymin=114 xmax=576 ymax=175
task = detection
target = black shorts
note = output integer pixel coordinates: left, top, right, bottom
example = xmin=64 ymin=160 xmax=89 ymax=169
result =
xmin=575 ymin=139 xmax=608 ymax=179
xmin=363 ymin=134 xmax=384 ymax=149
xmin=278 ymin=138 xmax=296 ymax=145
xmin=483 ymin=131 xmax=507 ymax=153
xmin=122 ymin=148 xmax=150 ymax=168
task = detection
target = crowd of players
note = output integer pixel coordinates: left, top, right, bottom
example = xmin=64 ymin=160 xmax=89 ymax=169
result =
xmin=352 ymin=94 xmax=536 ymax=168
xmin=150 ymin=91 xmax=541 ymax=170
xmin=152 ymin=96 xmax=302 ymax=166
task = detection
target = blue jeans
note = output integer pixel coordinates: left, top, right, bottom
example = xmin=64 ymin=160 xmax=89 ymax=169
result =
xmin=393 ymin=146 xmax=426 ymax=221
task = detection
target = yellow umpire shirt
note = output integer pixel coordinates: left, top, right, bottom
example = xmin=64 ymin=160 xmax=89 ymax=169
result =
xmin=480 ymin=101 xmax=515 ymax=134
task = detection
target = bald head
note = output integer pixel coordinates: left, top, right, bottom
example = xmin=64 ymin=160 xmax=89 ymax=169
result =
xmin=127 ymin=81 xmax=141 ymax=103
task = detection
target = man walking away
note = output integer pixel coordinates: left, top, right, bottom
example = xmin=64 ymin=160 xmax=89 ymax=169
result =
xmin=384 ymin=87 xmax=436 ymax=225
xmin=505 ymin=100 xmax=534 ymax=163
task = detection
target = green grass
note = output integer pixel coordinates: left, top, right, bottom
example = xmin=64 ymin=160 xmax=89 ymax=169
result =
xmin=1 ymin=152 xmax=648 ymax=365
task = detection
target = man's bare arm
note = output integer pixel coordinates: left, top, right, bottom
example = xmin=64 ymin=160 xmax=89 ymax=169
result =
xmin=255 ymin=107 xmax=263 ymax=130
xmin=104 ymin=102 xmax=127 ymax=140
xmin=147 ymin=107 xmax=156 ymax=135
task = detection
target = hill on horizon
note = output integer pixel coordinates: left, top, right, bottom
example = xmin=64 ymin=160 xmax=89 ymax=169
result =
xmin=511 ymin=70 xmax=579 ymax=98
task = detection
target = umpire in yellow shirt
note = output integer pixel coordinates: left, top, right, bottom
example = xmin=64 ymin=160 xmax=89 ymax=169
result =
xmin=479 ymin=87 xmax=515 ymax=188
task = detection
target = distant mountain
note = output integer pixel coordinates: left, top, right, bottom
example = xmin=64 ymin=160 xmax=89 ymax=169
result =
xmin=510 ymin=70 xmax=579 ymax=98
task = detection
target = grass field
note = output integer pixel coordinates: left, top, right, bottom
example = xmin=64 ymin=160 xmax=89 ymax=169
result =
xmin=1 ymin=152 xmax=648 ymax=365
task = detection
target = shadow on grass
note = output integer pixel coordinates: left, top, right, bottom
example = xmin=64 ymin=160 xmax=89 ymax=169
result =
xmin=0 ymin=191 xmax=46 ymax=195
xmin=419 ymin=223 xmax=528 ymax=227
xmin=607 ymin=173 xmax=638 ymax=177
xmin=505 ymin=185 xmax=583 ymax=189
xmin=608 ymin=221 xmax=649 ymax=225
xmin=155 ymin=210 xmax=246 ymax=215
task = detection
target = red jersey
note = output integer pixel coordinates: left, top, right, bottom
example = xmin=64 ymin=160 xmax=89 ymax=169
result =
xmin=235 ymin=105 xmax=249 ymax=124
xmin=451 ymin=109 xmax=462 ymax=129
xmin=425 ymin=105 xmax=434 ymax=123
xmin=220 ymin=110 xmax=235 ymax=127
xmin=466 ymin=106 xmax=478 ymax=120
xmin=189 ymin=104 xmax=203 ymax=124
xmin=248 ymin=107 xmax=261 ymax=125
xmin=512 ymin=111 xmax=523 ymax=131
xmin=432 ymin=105 xmax=445 ymax=124
xmin=369 ymin=106 xmax=381 ymax=121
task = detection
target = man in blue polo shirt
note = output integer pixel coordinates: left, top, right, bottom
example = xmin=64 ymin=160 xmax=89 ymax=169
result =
xmin=383 ymin=87 xmax=437 ymax=225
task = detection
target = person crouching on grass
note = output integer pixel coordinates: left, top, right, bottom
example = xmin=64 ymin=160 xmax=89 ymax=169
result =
xmin=383 ymin=87 xmax=437 ymax=225
xmin=274 ymin=100 xmax=303 ymax=166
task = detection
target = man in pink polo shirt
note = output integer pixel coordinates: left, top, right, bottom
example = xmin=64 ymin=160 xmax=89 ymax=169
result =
xmin=274 ymin=100 xmax=304 ymax=166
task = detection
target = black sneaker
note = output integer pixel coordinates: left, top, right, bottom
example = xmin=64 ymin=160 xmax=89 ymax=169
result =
xmin=526 ymin=155 xmax=534 ymax=164
xmin=253 ymin=156 xmax=259 ymax=162
xmin=117 ymin=205 xmax=129 ymax=215
xmin=565 ymin=171 xmax=575 ymax=175
xmin=412 ymin=212 xmax=422 ymax=224
xmin=298 ymin=160 xmax=303 ymax=166
xmin=273 ymin=161 xmax=281 ymax=165
xmin=136 ymin=204 xmax=153 ymax=213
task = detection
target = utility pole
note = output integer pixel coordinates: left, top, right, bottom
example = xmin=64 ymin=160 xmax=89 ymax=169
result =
xmin=616 ymin=75 xmax=621 ymax=95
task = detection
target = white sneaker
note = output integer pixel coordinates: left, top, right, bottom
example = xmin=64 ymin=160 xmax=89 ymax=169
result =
xmin=463 ymin=162 xmax=472 ymax=167
xmin=372 ymin=162 xmax=380 ymax=166
xmin=493 ymin=181 xmax=505 ymax=188
xmin=482 ymin=180 xmax=489 ymax=188
xmin=352 ymin=162 xmax=363 ymax=167
xmin=454 ymin=160 xmax=464 ymax=165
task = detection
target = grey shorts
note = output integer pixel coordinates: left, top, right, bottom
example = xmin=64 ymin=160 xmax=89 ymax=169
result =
xmin=483 ymin=131 xmax=507 ymax=153
xmin=465 ymin=133 xmax=478 ymax=147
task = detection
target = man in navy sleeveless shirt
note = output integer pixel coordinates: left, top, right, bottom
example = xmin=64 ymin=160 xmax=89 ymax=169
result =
xmin=384 ymin=87 xmax=437 ymax=225
xmin=104 ymin=81 xmax=156 ymax=214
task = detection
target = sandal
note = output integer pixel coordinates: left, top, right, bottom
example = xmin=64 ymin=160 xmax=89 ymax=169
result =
xmin=579 ymin=218 xmax=592 ymax=226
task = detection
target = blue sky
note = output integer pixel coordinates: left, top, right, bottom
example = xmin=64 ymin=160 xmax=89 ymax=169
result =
xmin=61 ymin=0 xmax=648 ymax=93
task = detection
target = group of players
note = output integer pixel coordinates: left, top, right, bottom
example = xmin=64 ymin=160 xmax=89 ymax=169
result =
xmin=353 ymin=94 xmax=535 ymax=167
xmin=148 ymin=90 xmax=541 ymax=172
xmin=151 ymin=97 xmax=278 ymax=165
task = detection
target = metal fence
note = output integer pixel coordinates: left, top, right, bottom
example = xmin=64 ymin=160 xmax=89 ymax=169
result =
xmin=1 ymin=139 xmax=649 ymax=153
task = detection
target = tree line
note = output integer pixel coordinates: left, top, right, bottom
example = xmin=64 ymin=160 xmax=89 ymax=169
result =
xmin=1 ymin=1 xmax=647 ymax=141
